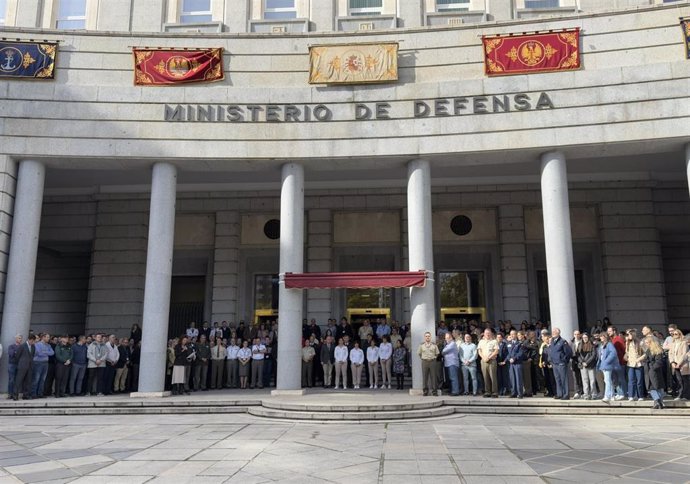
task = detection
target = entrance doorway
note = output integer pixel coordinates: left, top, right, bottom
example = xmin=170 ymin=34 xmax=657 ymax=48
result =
xmin=254 ymin=273 xmax=279 ymax=326
xmin=345 ymin=287 xmax=391 ymax=337
xmin=536 ymin=270 xmax=586 ymax=329
xmin=168 ymin=276 xmax=206 ymax=338
xmin=438 ymin=271 xmax=487 ymax=325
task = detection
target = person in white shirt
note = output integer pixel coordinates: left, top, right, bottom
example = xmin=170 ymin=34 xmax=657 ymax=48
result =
xmin=378 ymin=335 xmax=393 ymax=389
xmin=237 ymin=340 xmax=251 ymax=389
xmin=250 ymin=338 xmax=266 ymax=389
xmin=334 ymin=338 xmax=349 ymax=390
xmin=104 ymin=335 xmax=120 ymax=396
xmin=358 ymin=320 xmax=373 ymax=344
xmin=186 ymin=322 xmax=199 ymax=340
xmin=209 ymin=322 xmax=220 ymax=342
xmin=367 ymin=339 xmax=380 ymax=389
xmin=225 ymin=338 xmax=240 ymax=389
xmin=349 ymin=341 xmax=364 ymax=389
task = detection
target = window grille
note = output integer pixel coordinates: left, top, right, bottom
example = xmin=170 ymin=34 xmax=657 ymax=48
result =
xmin=349 ymin=0 xmax=383 ymax=16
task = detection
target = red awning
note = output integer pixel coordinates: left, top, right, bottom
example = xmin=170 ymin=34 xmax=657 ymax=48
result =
xmin=283 ymin=271 xmax=427 ymax=289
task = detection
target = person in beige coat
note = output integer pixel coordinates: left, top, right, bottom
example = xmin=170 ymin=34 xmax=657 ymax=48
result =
xmin=668 ymin=329 xmax=689 ymax=401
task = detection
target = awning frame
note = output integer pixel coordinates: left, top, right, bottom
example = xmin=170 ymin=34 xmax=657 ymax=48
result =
xmin=281 ymin=270 xmax=432 ymax=290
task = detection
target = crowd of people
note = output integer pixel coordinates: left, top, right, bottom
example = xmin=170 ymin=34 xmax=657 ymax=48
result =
xmin=427 ymin=322 xmax=690 ymax=409
xmin=3 ymin=331 xmax=140 ymax=400
xmin=3 ymin=317 xmax=689 ymax=409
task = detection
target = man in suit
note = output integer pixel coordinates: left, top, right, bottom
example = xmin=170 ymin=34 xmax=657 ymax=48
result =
xmin=320 ymin=335 xmax=335 ymax=388
xmin=6 ymin=334 xmax=23 ymax=398
xmin=13 ymin=334 xmax=36 ymax=400
xmin=550 ymin=327 xmax=573 ymax=400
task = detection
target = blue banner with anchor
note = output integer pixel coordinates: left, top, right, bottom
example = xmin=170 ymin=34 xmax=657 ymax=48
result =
xmin=0 ymin=41 xmax=57 ymax=79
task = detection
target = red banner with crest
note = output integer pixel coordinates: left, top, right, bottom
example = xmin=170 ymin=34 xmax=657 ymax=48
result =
xmin=133 ymin=48 xmax=224 ymax=86
xmin=482 ymin=29 xmax=580 ymax=76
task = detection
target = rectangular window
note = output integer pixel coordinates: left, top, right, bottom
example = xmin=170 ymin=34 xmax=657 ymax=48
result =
xmin=349 ymin=0 xmax=382 ymax=16
xmin=524 ymin=0 xmax=560 ymax=7
xmin=436 ymin=0 xmax=470 ymax=11
xmin=264 ymin=0 xmax=296 ymax=19
xmin=0 ymin=0 xmax=7 ymax=26
xmin=180 ymin=0 xmax=212 ymax=23
xmin=56 ymin=0 xmax=86 ymax=29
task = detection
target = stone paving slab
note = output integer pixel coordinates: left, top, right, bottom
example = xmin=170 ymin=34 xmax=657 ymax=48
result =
xmin=0 ymin=413 xmax=688 ymax=483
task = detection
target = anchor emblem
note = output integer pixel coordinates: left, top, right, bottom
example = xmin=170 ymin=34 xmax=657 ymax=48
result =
xmin=0 ymin=47 xmax=23 ymax=72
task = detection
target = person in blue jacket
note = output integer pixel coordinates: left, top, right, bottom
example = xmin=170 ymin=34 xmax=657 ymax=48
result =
xmin=597 ymin=332 xmax=620 ymax=402
xmin=496 ymin=333 xmax=510 ymax=396
xmin=549 ymin=328 xmax=573 ymax=400
xmin=506 ymin=330 xmax=526 ymax=398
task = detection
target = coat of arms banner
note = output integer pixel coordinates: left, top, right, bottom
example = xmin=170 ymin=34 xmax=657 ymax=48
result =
xmin=133 ymin=48 xmax=224 ymax=86
xmin=482 ymin=29 xmax=581 ymax=76
xmin=682 ymin=19 xmax=690 ymax=60
xmin=0 ymin=41 xmax=57 ymax=80
xmin=309 ymin=43 xmax=398 ymax=85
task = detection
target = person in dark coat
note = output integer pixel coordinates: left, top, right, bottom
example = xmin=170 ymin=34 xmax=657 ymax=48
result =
xmin=549 ymin=328 xmax=573 ymax=400
xmin=507 ymin=330 xmax=525 ymax=398
xmin=130 ymin=324 xmax=142 ymax=345
xmin=496 ymin=333 xmax=510 ymax=396
xmin=644 ymin=335 xmax=666 ymax=409
xmin=12 ymin=334 xmax=36 ymax=400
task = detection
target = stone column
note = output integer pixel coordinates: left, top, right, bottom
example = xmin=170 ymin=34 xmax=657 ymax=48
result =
xmin=398 ymin=0 xmax=422 ymax=28
xmin=0 ymin=160 xmax=45 ymax=392
xmin=499 ymin=205 xmax=530 ymax=323
xmin=274 ymin=163 xmax=305 ymax=394
xmin=96 ymin=0 xmax=133 ymax=30
xmin=131 ymin=0 xmax=166 ymax=32
xmin=306 ymin=209 xmax=332 ymax=324
xmin=133 ymin=163 xmax=177 ymax=397
xmin=540 ymin=151 xmax=578 ymax=339
xmin=407 ymin=159 xmax=436 ymax=395
xmin=10 ymin=0 xmax=43 ymax=28
xmin=310 ymin=0 xmax=335 ymax=31
xmin=685 ymin=143 xmax=690 ymax=198
xmin=226 ymin=0 xmax=249 ymax=33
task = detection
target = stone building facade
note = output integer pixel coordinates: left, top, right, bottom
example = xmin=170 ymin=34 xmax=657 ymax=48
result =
xmin=0 ymin=0 xmax=689 ymax=393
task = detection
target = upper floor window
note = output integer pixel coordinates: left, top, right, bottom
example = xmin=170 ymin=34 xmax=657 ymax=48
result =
xmin=264 ymin=0 xmax=297 ymax=19
xmin=180 ymin=0 xmax=212 ymax=23
xmin=0 ymin=0 xmax=7 ymax=26
xmin=524 ymin=0 xmax=560 ymax=7
xmin=56 ymin=0 xmax=86 ymax=29
xmin=436 ymin=0 xmax=470 ymax=11
xmin=349 ymin=0 xmax=383 ymax=16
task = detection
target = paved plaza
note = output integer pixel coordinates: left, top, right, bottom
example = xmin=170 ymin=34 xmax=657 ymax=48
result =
xmin=0 ymin=410 xmax=688 ymax=484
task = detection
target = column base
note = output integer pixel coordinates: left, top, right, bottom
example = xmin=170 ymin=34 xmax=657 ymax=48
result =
xmin=130 ymin=391 xmax=171 ymax=398
xmin=409 ymin=389 xmax=424 ymax=396
xmin=271 ymin=389 xmax=306 ymax=396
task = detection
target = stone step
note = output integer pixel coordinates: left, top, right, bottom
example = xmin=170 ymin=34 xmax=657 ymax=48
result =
xmin=440 ymin=396 xmax=690 ymax=409
xmin=448 ymin=405 xmax=689 ymax=416
xmin=261 ymin=399 xmax=443 ymax=413
xmin=247 ymin=405 xmax=456 ymax=421
xmin=0 ymin=406 xmax=252 ymax=416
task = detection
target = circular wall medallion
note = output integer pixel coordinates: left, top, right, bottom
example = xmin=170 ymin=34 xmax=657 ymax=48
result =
xmin=264 ymin=219 xmax=280 ymax=239
xmin=450 ymin=215 xmax=472 ymax=236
